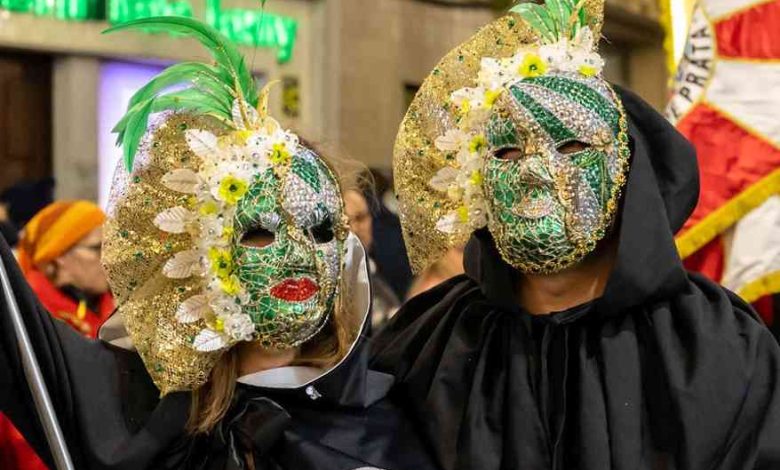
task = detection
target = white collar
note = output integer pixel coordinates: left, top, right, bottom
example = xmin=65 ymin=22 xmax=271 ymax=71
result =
xmin=237 ymin=366 xmax=325 ymax=388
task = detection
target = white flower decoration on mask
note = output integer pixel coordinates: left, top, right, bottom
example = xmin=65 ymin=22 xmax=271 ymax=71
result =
xmin=153 ymin=91 xmax=300 ymax=353
xmin=429 ymin=0 xmax=605 ymax=235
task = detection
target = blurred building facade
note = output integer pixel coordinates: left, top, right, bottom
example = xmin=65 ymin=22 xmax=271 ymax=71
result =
xmin=0 ymin=0 xmax=667 ymax=201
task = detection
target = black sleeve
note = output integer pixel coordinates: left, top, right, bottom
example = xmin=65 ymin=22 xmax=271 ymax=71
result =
xmin=0 ymin=234 xmax=89 ymax=467
xmin=0 ymin=234 xmax=195 ymax=470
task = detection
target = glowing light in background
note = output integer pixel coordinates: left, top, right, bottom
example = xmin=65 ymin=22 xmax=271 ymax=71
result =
xmin=671 ymin=0 xmax=697 ymax=67
xmin=97 ymin=61 xmax=165 ymax=208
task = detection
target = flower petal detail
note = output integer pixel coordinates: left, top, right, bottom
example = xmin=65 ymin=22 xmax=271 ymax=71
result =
xmin=435 ymin=212 xmax=462 ymax=234
xmin=429 ymin=167 xmax=460 ymax=192
xmin=223 ymin=314 xmax=255 ymax=342
xmin=176 ymin=294 xmax=212 ymax=324
xmin=434 ymin=129 xmax=469 ymax=153
xmin=154 ymin=206 xmax=193 ymax=234
xmin=192 ymin=329 xmax=228 ymax=352
xmin=185 ymin=129 xmax=219 ymax=159
xmin=161 ymin=169 xmax=200 ymax=194
xmin=163 ymin=250 xmax=202 ymax=279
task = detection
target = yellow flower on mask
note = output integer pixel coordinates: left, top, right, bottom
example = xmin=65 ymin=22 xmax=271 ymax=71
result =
xmin=519 ymin=53 xmax=547 ymax=78
xmin=469 ymin=170 xmax=483 ymax=186
xmin=483 ymin=89 xmax=503 ymax=109
xmin=218 ymin=175 xmax=248 ymax=205
xmin=220 ymin=275 xmax=242 ymax=296
xmin=208 ymin=247 xmax=234 ymax=279
xmin=458 ymin=99 xmax=471 ymax=117
xmin=579 ymin=65 xmax=598 ymax=77
xmin=199 ymin=200 xmax=219 ymax=216
xmin=269 ymin=143 xmax=291 ymax=166
xmin=456 ymin=206 xmax=470 ymax=223
xmin=469 ymin=135 xmax=487 ymax=154
xmin=221 ymin=226 xmax=235 ymax=241
xmin=234 ymin=129 xmax=254 ymax=144
xmin=214 ymin=317 xmax=225 ymax=332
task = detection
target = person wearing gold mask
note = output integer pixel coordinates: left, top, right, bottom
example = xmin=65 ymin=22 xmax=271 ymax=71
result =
xmin=372 ymin=1 xmax=780 ymax=469
xmin=0 ymin=16 xmax=435 ymax=470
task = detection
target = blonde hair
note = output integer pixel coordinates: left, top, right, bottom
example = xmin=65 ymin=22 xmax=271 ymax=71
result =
xmin=186 ymin=144 xmax=363 ymax=435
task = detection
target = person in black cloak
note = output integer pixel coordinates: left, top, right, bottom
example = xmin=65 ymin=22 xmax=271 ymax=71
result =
xmin=0 ymin=16 xmax=436 ymax=470
xmin=371 ymin=2 xmax=780 ymax=469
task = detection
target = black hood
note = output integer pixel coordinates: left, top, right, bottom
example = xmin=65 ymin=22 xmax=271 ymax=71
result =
xmin=372 ymin=86 xmax=780 ymax=470
xmin=464 ymin=86 xmax=700 ymax=317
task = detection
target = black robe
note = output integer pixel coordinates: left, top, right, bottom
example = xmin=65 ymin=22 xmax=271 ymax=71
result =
xmin=371 ymin=87 xmax=780 ymax=470
xmin=0 ymin=234 xmax=437 ymax=470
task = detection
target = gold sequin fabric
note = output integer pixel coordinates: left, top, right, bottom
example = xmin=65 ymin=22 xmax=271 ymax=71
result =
xmin=393 ymin=2 xmax=604 ymax=273
xmin=103 ymin=112 xmax=227 ymax=394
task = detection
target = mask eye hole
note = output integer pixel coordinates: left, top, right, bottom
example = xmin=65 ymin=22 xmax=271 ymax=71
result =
xmin=241 ymin=227 xmax=275 ymax=248
xmin=308 ymin=218 xmax=334 ymax=244
xmin=557 ymin=140 xmax=592 ymax=155
xmin=493 ymin=147 xmax=524 ymax=161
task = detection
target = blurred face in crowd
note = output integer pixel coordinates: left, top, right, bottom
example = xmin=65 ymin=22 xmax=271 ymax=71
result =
xmin=50 ymin=227 xmax=109 ymax=295
xmin=344 ymin=190 xmax=373 ymax=252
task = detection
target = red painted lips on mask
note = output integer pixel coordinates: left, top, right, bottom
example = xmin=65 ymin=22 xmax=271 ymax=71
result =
xmin=270 ymin=277 xmax=320 ymax=302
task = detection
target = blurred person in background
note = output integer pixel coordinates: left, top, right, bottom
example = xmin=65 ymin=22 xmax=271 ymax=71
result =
xmin=344 ymin=189 xmax=401 ymax=328
xmin=1 ymin=199 xmax=112 ymax=470
xmin=17 ymin=200 xmax=114 ymax=336
xmin=0 ymin=177 xmax=56 ymax=248
xmin=365 ymin=168 xmax=414 ymax=298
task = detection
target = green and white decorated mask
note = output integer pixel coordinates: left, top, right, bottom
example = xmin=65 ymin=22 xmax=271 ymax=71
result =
xmin=233 ymin=146 xmax=346 ymax=349
xmin=482 ymin=74 xmax=629 ymax=273
xmin=163 ymin=125 xmax=350 ymax=353
xmin=426 ymin=0 xmax=630 ymax=274
xmin=102 ymin=16 xmax=356 ymax=393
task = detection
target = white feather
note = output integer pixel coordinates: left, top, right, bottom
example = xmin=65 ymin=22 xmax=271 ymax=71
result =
xmin=154 ymin=207 xmax=193 ymax=234
xmin=162 ymin=250 xmax=202 ymax=279
xmin=192 ymin=329 xmax=228 ymax=352
xmin=161 ymin=169 xmax=200 ymax=194
xmin=185 ymin=129 xmax=220 ymax=159
xmin=176 ymin=294 xmax=212 ymax=324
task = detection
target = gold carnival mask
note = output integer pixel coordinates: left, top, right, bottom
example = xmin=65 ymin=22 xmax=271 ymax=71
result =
xmin=395 ymin=0 xmax=630 ymax=274
xmin=100 ymin=17 xmax=349 ymax=394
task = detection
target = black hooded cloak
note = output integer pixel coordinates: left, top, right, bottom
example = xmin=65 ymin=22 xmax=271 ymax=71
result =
xmin=370 ymin=87 xmax=780 ymax=470
xmin=0 ymin=234 xmax=437 ymax=470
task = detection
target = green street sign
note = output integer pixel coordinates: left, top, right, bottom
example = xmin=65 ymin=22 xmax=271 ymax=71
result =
xmin=1 ymin=0 xmax=298 ymax=63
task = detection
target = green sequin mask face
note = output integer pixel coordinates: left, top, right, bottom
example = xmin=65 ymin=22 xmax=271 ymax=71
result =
xmin=482 ymin=73 xmax=630 ymax=274
xmin=232 ymin=147 xmax=346 ymax=349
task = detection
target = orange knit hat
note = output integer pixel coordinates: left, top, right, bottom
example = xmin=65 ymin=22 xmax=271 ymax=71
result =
xmin=17 ymin=201 xmax=106 ymax=274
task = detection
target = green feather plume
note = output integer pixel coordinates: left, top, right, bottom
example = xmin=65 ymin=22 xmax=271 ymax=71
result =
xmin=511 ymin=0 xmax=591 ymax=43
xmin=105 ymin=16 xmax=260 ymax=171
xmin=512 ymin=3 xmax=556 ymax=42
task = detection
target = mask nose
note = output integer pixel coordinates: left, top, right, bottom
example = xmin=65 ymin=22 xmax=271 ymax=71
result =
xmin=516 ymin=153 xmax=555 ymax=187
xmin=275 ymin=226 xmax=319 ymax=271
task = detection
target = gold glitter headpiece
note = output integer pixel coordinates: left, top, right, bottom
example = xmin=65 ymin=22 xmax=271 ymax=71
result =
xmin=394 ymin=0 xmax=605 ymax=273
